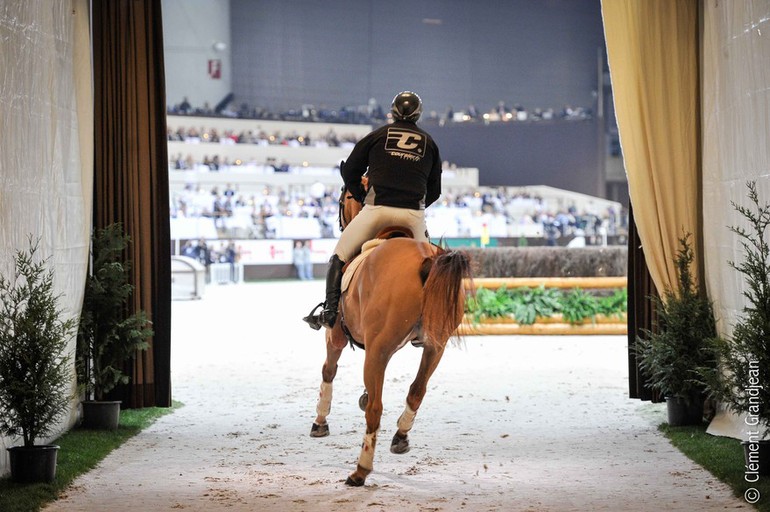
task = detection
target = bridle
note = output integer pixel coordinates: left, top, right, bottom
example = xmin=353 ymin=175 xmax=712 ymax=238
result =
xmin=337 ymin=186 xmax=361 ymax=231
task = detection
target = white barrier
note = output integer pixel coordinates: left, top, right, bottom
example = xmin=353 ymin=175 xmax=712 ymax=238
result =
xmin=210 ymin=263 xmax=244 ymax=284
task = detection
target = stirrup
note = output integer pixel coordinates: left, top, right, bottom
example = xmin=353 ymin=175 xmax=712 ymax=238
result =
xmin=302 ymin=302 xmax=325 ymax=330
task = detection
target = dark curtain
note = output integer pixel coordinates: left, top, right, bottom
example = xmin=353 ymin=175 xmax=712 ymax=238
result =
xmin=92 ymin=0 xmax=171 ymax=408
xmin=627 ymin=204 xmax=661 ymax=401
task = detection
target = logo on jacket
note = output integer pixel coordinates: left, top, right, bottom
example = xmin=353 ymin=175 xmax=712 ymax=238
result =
xmin=385 ymin=128 xmax=425 ymax=161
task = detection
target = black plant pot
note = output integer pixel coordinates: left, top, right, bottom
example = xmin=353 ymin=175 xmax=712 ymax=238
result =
xmin=81 ymin=400 xmax=122 ymax=430
xmin=742 ymin=439 xmax=770 ymax=476
xmin=666 ymin=396 xmax=704 ymax=426
xmin=7 ymin=445 xmax=59 ymax=483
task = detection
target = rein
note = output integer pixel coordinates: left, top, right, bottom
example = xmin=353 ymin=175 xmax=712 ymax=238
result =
xmin=338 ymin=185 xmax=363 ymax=232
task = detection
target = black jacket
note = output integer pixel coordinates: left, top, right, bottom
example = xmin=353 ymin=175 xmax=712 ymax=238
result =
xmin=342 ymin=120 xmax=442 ymax=210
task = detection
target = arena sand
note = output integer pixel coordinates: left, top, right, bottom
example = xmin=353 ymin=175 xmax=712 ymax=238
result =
xmin=45 ymin=281 xmax=749 ymax=512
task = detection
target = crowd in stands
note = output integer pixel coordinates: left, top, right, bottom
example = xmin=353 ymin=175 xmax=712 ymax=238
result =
xmin=167 ymin=125 xmax=361 ymax=172
xmin=170 ymin=184 xmax=627 ymax=245
xmin=167 ymin=125 xmax=360 ymax=148
xmin=439 ymin=101 xmax=592 ymax=125
xmin=171 ymin=182 xmax=341 ymax=239
xmin=168 ymin=96 xmax=384 ymax=125
xmin=167 ymin=98 xmax=614 ymax=245
xmin=167 ymin=97 xmax=593 ymax=126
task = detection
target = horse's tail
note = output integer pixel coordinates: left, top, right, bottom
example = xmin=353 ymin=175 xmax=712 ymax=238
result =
xmin=421 ymin=248 xmax=472 ymax=348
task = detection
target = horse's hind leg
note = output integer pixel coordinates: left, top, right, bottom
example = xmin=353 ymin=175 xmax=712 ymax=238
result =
xmin=310 ymin=327 xmax=346 ymax=438
xmin=345 ymin=346 xmax=388 ymax=486
xmin=391 ymin=342 xmax=447 ymax=454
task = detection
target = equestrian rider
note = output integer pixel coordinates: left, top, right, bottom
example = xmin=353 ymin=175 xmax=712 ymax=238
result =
xmin=303 ymin=91 xmax=443 ymax=330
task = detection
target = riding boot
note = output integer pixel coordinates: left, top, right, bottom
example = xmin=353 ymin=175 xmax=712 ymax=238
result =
xmin=303 ymin=255 xmax=345 ymax=330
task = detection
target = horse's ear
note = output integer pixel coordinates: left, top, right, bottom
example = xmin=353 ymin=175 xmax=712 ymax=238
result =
xmin=431 ymin=236 xmax=449 ymax=251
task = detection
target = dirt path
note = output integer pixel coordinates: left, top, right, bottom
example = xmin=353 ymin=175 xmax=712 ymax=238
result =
xmin=45 ymin=282 xmax=749 ymax=511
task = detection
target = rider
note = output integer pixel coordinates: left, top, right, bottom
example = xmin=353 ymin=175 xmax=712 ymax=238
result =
xmin=303 ymin=91 xmax=443 ymax=330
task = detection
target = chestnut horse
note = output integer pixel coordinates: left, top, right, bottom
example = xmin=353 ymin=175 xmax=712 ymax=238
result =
xmin=310 ymin=186 xmax=472 ymax=486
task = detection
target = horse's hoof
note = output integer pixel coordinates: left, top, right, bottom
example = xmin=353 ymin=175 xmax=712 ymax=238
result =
xmin=310 ymin=422 xmax=329 ymax=437
xmin=345 ymin=474 xmax=366 ymax=487
xmin=358 ymin=391 xmax=368 ymax=411
xmin=390 ymin=432 xmax=410 ymax=454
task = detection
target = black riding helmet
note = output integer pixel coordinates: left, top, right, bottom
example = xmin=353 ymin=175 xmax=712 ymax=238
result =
xmin=390 ymin=91 xmax=423 ymax=123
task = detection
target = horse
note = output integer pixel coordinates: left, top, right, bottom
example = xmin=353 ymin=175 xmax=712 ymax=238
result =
xmin=309 ymin=185 xmax=472 ymax=486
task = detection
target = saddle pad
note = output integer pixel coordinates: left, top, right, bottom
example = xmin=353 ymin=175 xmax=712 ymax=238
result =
xmin=341 ymin=238 xmax=387 ymax=293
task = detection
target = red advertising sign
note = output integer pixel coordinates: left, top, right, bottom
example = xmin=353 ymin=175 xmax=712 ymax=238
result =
xmin=208 ymin=59 xmax=221 ymax=79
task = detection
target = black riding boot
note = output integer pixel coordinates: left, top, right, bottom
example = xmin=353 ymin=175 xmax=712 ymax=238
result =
xmin=303 ymin=255 xmax=345 ymax=330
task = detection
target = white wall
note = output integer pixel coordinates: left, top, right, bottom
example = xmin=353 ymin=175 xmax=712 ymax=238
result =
xmin=162 ymin=0 xmax=232 ymax=109
xmin=0 ymin=0 xmax=92 ymax=476
xmin=702 ymin=1 xmax=770 ymax=440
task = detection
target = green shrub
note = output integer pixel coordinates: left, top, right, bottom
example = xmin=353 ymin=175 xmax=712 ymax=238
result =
xmin=77 ymin=223 xmax=153 ymax=401
xmin=465 ymin=285 xmax=627 ymax=325
xmin=0 ymin=238 xmax=76 ymax=447
xmin=701 ymin=181 xmax=770 ymax=436
xmin=636 ymin=233 xmax=717 ymax=404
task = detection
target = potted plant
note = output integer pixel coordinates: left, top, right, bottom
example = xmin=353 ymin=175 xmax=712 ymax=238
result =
xmin=76 ymin=223 xmax=153 ymax=429
xmin=636 ymin=232 xmax=718 ymax=426
xmin=0 ymin=238 xmax=76 ymax=483
xmin=701 ymin=181 xmax=769 ymax=474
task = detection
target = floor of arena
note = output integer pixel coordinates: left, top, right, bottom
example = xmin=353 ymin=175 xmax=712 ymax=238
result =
xmin=45 ymin=281 xmax=744 ymax=512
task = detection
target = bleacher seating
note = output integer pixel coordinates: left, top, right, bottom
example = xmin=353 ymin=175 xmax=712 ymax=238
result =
xmin=166 ymin=115 xmax=626 ymax=244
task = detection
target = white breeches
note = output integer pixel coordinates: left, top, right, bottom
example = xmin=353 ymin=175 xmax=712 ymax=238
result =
xmin=334 ymin=205 xmax=429 ymax=262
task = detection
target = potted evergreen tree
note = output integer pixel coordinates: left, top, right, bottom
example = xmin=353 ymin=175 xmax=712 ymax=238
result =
xmin=0 ymin=238 xmax=76 ymax=483
xmin=636 ymin=232 xmax=718 ymax=426
xmin=702 ymin=181 xmax=769 ymax=474
xmin=76 ymin=223 xmax=152 ymax=430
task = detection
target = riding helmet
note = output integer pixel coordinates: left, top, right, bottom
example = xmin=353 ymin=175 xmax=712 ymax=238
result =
xmin=390 ymin=91 xmax=423 ymax=123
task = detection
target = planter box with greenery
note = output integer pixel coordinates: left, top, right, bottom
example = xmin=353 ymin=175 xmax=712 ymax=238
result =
xmin=465 ymin=285 xmax=627 ymax=326
xmin=702 ymin=181 xmax=770 ymax=474
xmin=636 ymin=232 xmax=718 ymax=427
xmin=77 ymin=223 xmax=152 ymax=430
xmin=0 ymin=238 xmax=76 ymax=483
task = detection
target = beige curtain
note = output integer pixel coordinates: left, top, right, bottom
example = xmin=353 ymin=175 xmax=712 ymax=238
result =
xmin=601 ymin=0 xmax=702 ymax=295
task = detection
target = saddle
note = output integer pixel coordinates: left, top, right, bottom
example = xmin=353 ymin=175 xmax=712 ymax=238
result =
xmin=341 ymin=225 xmax=414 ymax=292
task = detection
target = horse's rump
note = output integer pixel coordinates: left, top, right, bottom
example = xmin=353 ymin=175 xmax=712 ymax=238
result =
xmin=341 ymin=238 xmax=471 ymax=349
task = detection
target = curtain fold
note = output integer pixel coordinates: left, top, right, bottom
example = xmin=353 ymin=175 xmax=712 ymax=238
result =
xmin=602 ymin=0 xmax=702 ymax=401
xmin=92 ymin=0 xmax=171 ymax=408
xmin=626 ymin=205 xmax=661 ymax=401
xmin=601 ymin=0 xmax=702 ymax=297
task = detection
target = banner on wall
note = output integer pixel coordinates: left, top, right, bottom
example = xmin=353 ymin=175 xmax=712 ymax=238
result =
xmin=235 ymin=240 xmax=292 ymax=264
xmin=229 ymin=239 xmax=339 ymax=265
xmin=303 ymin=239 xmax=337 ymax=263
